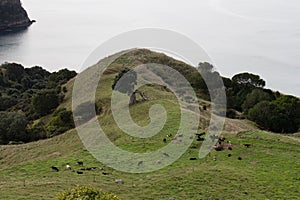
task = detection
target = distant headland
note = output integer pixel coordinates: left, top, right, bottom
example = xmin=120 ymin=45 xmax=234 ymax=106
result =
xmin=0 ymin=0 xmax=35 ymax=32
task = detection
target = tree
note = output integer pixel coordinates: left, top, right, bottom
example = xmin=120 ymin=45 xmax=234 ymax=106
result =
xmin=198 ymin=62 xmax=214 ymax=75
xmin=112 ymin=68 xmax=146 ymax=104
xmin=46 ymin=108 xmax=74 ymax=137
xmin=242 ymin=88 xmax=275 ymax=114
xmin=232 ymin=72 xmax=265 ymax=88
xmin=2 ymin=63 xmax=25 ymax=82
xmin=197 ymin=62 xmax=224 ymax=102
xmin=248 ymin=96 xmax=300 ymax=133
xmin=226 ymin=72 xmax=267 ymax=111
xmin=0 ymin=96 xmax=17 ymax=111
xmin=0 ymin=72 xmax=7 ymax=86
xmin=272 ymin=95 xmax=300 ymax=128
xmin=32 ymin=89 xmax=59 ymax=116
xmin=48 ymin=68 xmax=77 ymax=86
xmin=56 ymin=185 xmax=120 ymax=200
xmin=0 ymin=112 xmax=28 ymax=144
xmin=25 ymin=66 xmax=51 ymax=79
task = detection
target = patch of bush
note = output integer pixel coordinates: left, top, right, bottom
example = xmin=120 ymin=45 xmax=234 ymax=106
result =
xmin=226 ymin=109 xmax=237 ymax=119
xmin=56 ymin=185 xmax=120 ymax=200
xmin=46 ymin=108 xmax=74 ymax=137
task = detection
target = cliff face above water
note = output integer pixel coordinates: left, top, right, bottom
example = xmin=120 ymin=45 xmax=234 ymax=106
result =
xmin=0 ymin=0 xmax=34 ymax=32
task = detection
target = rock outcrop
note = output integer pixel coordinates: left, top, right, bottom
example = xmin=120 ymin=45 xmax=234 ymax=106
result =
xmin=0 ymin=0 xmax=34 ymax=32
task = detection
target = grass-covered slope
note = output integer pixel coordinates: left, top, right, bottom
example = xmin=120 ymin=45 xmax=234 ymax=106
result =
xmin=0 ymin=49 xmax=299 ymax=199
xmin=0 ymin=131 xmax=299 ymax=199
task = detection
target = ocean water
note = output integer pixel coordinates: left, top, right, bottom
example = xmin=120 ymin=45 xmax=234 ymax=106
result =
xmin=0 ymin=0 xmax=299 ymax=96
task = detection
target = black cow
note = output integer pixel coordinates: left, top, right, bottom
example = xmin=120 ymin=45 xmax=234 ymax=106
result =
xmin=51 ymin=166 xmax=59 ymax=172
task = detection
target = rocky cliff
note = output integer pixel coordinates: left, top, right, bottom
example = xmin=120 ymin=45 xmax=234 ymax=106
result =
xmin=0 ymin=0 xmax=34 ymax=32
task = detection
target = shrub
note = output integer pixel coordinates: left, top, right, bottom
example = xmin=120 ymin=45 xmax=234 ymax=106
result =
xmin=0 ymin=111 xmax=28 ymax=144
xmin=32 ymin=89 xmax=59 ymax=116
xmin=56 ymin=185 xmax=120 ymax=200
xmin=226 ymin=109 xmax=237 ymax=119
xmin=46 ymin=108 xmax=74 ymax=137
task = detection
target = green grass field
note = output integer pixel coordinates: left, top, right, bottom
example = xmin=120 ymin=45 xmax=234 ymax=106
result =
xmin=1 ymin=131 xmax=299 ymax=199
xmin=0 ymin=50 xmax=299 ymax=199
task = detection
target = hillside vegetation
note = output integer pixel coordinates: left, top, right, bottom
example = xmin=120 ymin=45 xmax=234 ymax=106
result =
xmin=0 ymin=63 xmax=76 ymax=144
xmin=0 ymin=49 xmax=299 ymax=199
xmin=0 ymin=49 xmax=298 ymax=146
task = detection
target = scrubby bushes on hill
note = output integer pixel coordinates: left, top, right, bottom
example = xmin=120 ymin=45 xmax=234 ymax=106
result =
xmin=248 ymin=96 xmax=300 ymax=133
xmin=0 ymin=51 xmax=299 ymax=145
xmin=56 ymin=185 xmax=120 ymax=200
xmin=46 ymin=108 xmax=74 ymax=137
xmin=0 ymin=111 xmax=28 ymax=144
xmin=223 ymin=71 xmax=299 ymax=133
xmin=0 ymin=63 xmax=77 ymax=144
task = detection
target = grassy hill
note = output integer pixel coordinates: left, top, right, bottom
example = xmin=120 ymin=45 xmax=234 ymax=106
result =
xmin=1 ymin=130 xmax=299 ymax=199
xmin=0 ymin=49 xmax=300 ymax=199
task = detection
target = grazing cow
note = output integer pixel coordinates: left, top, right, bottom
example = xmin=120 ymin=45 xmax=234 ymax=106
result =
xmin=138 ymin=161 xmax=143 ymax=166
xmin=166 ymin=134 xmax=172 ymax=137
xmin=238 ymin=157 xmax=242 ymax=160
xmin=115 ymin=179 xmax=124 ymax=184
xmin=218 ymin=136 xmax=226 ymax=142
xmin=102 ymin=172 xmax=109 ymax=175
xmin=163 ymin=153 xmax=170 ymax=157
xmin=163 ymin=138 xmax=167 ymax=143
xmin=215 ymin=142 xmax=224 ymax=151
xmin=190 ymin=157 xmax=197 ymax=160
xmin=196 ymin=133 xmax=205 ymax=141
xmin=77 ymin=161 xmax=83 ymax=166
xmin=51 ymin=166 xmax=59 ymax=172
xmin=228 ymin=154 xmax=232 ymax=157
xmin=227 ymin=141 xmax=233 ymax=150
xmin=66 ymin=164 xmax=71 ymax=170
xmin=91 ymin=167 xmax=97 ymax=170
xmin=213 ymin=156 xmax=217 ymax=161
xmin=156 ymin=160 xmax=161 ymax=164
xmin=197 ymin=132 xmax=206 ymax=137
xmin=244 ymin=144 xmax=251 ymax=148
xmin=77 ymin=171 xmax=83 ymax=174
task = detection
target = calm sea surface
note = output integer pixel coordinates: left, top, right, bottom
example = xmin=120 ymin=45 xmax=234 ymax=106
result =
xmin=0 ymin=0 xmax=299 ymax=96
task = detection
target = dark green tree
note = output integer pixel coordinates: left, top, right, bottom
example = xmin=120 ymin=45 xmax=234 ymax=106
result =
xmin=232 ymin=72 xmax=265 ymax=88
xmin=32 ymin=89 xmax=59 ymax=116
xmin=242 ymin=88 xmax=275 ymax=114
xmin=0 ymin=96 xmax=17 ymax=111
xmin=46 ymin=108 xmax=74 ymax=137
xmin=248 ymin=96 xmax=300 ymax=133
xmin=112 ymin=68 xmax=146 ymax=104
xmin=2 ymin=63 xmax=25 ymax=82
xmin=48 ymin=68 xmax=77 ymax=85
xmin=0 ymin=112 xmax=28 ymax=144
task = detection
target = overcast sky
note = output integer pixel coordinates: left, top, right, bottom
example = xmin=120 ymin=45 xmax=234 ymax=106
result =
xmin=2 ymin=0 xmax=299 ymax=96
